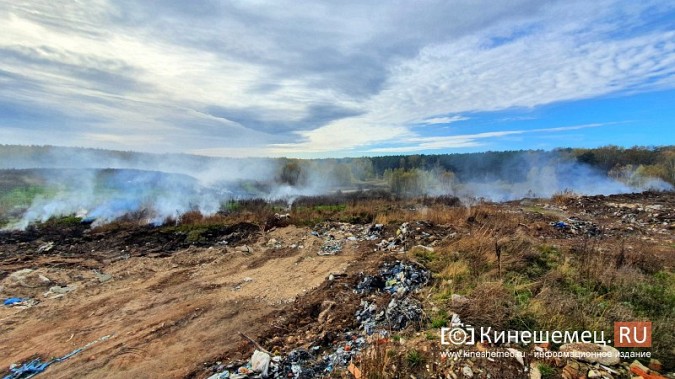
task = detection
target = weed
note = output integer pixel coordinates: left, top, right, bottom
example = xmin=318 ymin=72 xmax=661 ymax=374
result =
xmin=411 ymin=246 xmax=436 ymax=265
xmin=537 ymin=363 xmax=556 ymax=378
xmin=405 ymin=349 xmax=426 ymax=369
xmin=431 ymin=310 xmax=449 ymax=328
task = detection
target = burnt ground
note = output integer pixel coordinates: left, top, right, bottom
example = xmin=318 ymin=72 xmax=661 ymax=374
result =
xmin=0 ymin=191 xmax=673 ymax=378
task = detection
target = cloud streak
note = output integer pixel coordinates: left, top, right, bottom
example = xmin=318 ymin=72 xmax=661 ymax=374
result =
xmin=366 ymin=123 xmax=609 ymax=153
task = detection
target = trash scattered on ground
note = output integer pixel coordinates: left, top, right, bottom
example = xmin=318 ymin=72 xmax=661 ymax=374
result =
xmin=4 ymin=298 xmax=25 ymax=306
xmin=355 ymin=261 xmax=430 ymax=295
xmin=311 ymin=222 xmax=383 ymax=242
xmin=36 ymin=242 xmax=55 ymax=253
xmin=318 ymin=240 xmax=342 ymax=256
xmin=3 ymin=334 xmax=113 ymax=379
xmin=235 ymin=245 xmax=253 ymax=253
xmin=347 ymin=362 xmax=362 ymax=379
xmin=250 ymin=350 xmax=271 ymax=377
xmin=550 ymin=217 xmax=601 ymax=236
xmin=93 ymin=271 xmax=112 ymax=283
xmin=559 ymin=343 xmax=620 ymax=366
xmin=207 ymin=260 xmax=431 ymax=379
xmin=3 ymin=297 xmax=37 ymax=309
xmin=43 ymin=285 xmax=75 ymax=298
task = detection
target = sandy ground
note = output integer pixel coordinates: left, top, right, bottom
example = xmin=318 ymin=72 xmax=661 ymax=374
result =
xmin=0 ymin=226 xmax=363 ymax=378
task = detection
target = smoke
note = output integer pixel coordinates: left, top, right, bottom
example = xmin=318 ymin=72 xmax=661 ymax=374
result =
xmin=0 ymin=148 xmax=344 ymax=229
xmin=11 ymin=169 xmax=223 ymax=229
xmin=447 ymin=154 xmax=673 ymax=201
xmin=0 ymin=146 xmax=671 ymax=230
xmin=420 ymin=152 xmax=673 ymax=201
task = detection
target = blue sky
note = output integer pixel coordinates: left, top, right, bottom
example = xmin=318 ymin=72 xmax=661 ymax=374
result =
xmin=0 ymin=1 xmax=674 ymax=158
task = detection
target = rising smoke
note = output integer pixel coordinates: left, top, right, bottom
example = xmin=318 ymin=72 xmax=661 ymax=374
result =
xmin=0 ymin=146 xmax=671 ymax=229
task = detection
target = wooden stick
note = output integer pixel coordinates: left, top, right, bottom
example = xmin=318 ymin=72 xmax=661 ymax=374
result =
xmin=238 ymin=332 xmax=272 ymax=355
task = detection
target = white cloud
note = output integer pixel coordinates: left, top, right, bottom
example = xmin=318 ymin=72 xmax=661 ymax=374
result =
xmin=0 ymin=1 xmax=673 ymax=156
xmin=419 ymin=115 xmax=469 ymax=125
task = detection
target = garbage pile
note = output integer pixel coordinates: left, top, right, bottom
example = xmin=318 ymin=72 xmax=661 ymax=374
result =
xmin=317 ymin=240 xmax=342 ymax=256
xmin=376 ymin=222 xmax=408 ymax=251
xmin=355 ymin=260 xmax=431 ymax=296
xmin=206 ymin=261 xmax=431 ymax=379
xmin=311 ymin=222 xmax=384 ymax=242
xmin=551 ymin=216 xmax=601 ymax=236
xmin=208 ymin=336 xmax=369 ymax=379
xmin=375 ymin=222 xmax=445 ymax=252
xmin=355 ymin=261 xmax=430 ymax=333
xmin=311 ymin=222 xmax=387 ymax=256
xmin=609 ymin=202 xmax=674 ymax=232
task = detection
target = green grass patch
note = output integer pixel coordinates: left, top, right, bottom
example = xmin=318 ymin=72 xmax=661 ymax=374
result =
xmin=405 ymin=349 xmax=426 ymax=369
xmin=430 ymin=309 xmax=449 ymax=328
xmin=623 ymin=271 xmax=675 ymax=318
xmin=537 ymin=363 xmax=556 ymax=378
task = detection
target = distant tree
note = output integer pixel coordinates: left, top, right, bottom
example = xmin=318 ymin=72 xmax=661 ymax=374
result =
xmin=278 ymin=159 xmax=303 ymax=186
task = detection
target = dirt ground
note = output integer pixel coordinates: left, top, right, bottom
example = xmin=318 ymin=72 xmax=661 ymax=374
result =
xmin=0 ymin=226 xmax=379 ymax=378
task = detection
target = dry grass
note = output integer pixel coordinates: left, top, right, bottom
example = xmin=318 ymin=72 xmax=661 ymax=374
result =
xmin=460 ymin=281 xmax=517 ymax=329
xmin=550 ymin=190 xmax=578 ymax=205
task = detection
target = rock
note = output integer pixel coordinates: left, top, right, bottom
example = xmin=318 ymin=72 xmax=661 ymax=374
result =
xmin=266 ymin=238 xmax=278 ymax=247
xmin=588 ymin=369 xmax=602 ymax=378
xmin=94 ymin=272 xmax=112 ymax=283
xmin=462 ymin=365 xmax=474 ymax=378
xmin=38 ymin=274 xmax=52 ymax=284
xmin=559 ymin=343 xmax=620 ymax=366
xmin=235 ymin=245 xmax=252 ymax=253
xmin=9 ymin=269 xmax=33 ymax=281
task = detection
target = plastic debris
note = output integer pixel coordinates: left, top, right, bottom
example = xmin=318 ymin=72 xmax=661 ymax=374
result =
xmin=385 ymin=297 xmax=424 ymax=331
xmin=551 ymin=217 xmax=601 ymax=236
xmin=3 ymin=334 xmax=112 ymax=379
xmin=36 ymin=242 xmax=55 ymax=253
xmin=210 ymin=261 xmax=430 ymax=379
xmin=318 ymin=240 xmax=342 ymax=256
xmin=348 ymin=362 xmax=362 ymax=379
xmin=251 ymin=350 xmax=271 ymax=377
xmin=355 ymin=261 xmax=430 ymax=295
xmin=4 ymin=298 xmax=25 ymax=306
xmin=206 ymin=371 xmax=230 ymax=379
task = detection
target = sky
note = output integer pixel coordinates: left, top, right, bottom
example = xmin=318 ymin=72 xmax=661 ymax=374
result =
xmin=0 ymin=0 xmax=674 ymax=158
